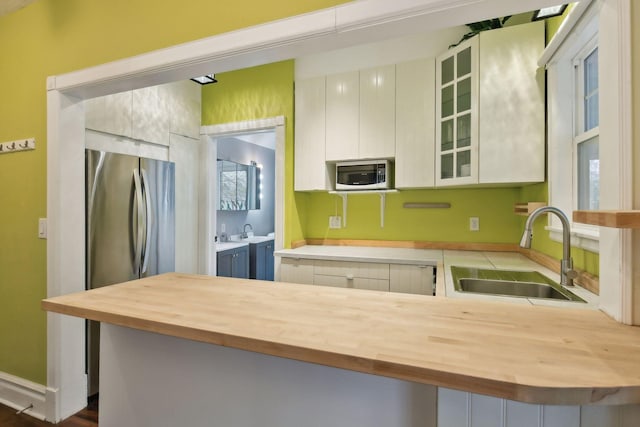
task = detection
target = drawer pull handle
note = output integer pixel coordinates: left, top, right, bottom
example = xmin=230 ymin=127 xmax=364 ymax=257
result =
xmin=346 ymin=274 xmax=354 ymax=280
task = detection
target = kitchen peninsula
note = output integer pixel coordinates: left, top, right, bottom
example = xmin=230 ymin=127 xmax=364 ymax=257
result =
xmin=42 ymin=273 xmax=640 ymax=426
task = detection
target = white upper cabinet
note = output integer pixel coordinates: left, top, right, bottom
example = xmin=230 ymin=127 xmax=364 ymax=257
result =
xmin=294 ymin=77 xmax=331 ymax=191
xmin=435 ymin=21 xmax=544 ymax=187
xmin=325 ymin=66 xmax=396 ymax=162
xmin=478 ymin=22 xmax=545 ymax=184
xmin=167 ymin=80 xmax=202 ymax=140
xmin=435 ymin=38 xmax=479 ymax=186
xmin=85 ymin=91 xmax=133 ymax=138
xmin=325 ymin=71 xmax=359 ymax=161
xmin=359 ymin=65 xmax=396 ymax=160
xmin=132 ymin=85 xmax=171 ymax=146
xmin=84 ymin=80 xmax=202 ymax=147
xmin=395 ymin=58 xmax=436 ymax=188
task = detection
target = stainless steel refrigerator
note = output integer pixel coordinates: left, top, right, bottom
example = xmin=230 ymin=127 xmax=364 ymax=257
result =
xmin=85 ymin=149 xmax=175 ymax=396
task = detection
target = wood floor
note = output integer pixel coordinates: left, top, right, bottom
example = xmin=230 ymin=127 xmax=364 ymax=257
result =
xmin=0 ymin=397 xmax=98 ymax=426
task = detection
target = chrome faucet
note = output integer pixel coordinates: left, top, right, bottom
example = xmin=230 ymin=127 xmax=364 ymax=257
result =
xmin=241 ymin=223 xmax=253 ymax=239
xmin=519 ymin=206 xmax=577 ymax=287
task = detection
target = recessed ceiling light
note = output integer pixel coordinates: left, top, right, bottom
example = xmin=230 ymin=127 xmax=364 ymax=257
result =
xmin=191 ymin=74 xmax=218 ymax=85
xmin=532 ymin=4 xmax=568 ymax=21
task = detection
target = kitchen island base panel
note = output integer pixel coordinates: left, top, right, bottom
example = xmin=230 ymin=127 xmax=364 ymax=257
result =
xmin=99 ymin=323 xmax=437 ymax=427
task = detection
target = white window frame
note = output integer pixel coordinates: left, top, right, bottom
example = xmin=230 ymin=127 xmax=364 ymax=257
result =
xmin=545 ymin=2 xmax=600 ymax=253
xmin=572 ymin=37 xmax=600 ymax=215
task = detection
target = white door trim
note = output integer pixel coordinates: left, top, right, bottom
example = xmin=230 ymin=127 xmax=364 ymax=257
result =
xmin=200 ymin=117 xmax=286 ymax=276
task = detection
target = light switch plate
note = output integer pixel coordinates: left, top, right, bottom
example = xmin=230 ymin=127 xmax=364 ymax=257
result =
xmin=329 ymin=216 xmax=342 ymax=229
xmin=38 ymin=218 xmax=47 ymax=239
xmin=469 ymin=217 xmax=479 ymax=231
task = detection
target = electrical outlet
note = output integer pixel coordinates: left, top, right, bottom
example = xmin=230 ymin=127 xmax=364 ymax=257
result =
xmin=469 ymin=217 xmax=479 ymax=231
xmin=329 ymin=216 xmax=342 ymax=229
xmin=221 ymin=223 xmax=226 ymax=233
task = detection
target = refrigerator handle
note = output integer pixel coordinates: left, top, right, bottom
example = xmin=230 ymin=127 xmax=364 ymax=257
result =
xmin=133 ymin=169 xmax=145 ymax=275
xmin=140 ymin=168 xmax=153 ymax=274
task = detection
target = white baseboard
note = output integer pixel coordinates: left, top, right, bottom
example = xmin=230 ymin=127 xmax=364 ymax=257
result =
xmin=0 ymin=371 xmax=48 ymax=421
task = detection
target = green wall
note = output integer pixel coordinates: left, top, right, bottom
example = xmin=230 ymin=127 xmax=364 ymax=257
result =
xmin=0 ymin=0 xmax=348 ymax=386
xmin=304 ymin=188 xmax=520 ymax=242
xmin=201 ymin=61 xmax=305 ymax=245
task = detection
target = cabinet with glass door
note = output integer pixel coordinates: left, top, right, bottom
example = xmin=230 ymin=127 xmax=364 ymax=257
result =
xmin=435 ymin=22 xmax=545 ymax=187
xmin=435 ymin=37 xmax=478 ymax=186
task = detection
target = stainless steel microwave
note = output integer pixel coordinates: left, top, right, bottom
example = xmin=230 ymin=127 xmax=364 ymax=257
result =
xmin=335 ymin=160 xmax=391 ymax=190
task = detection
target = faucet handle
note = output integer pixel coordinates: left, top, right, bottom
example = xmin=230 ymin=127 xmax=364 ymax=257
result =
xmin=565 ymin=269 xmax=578 ymax=280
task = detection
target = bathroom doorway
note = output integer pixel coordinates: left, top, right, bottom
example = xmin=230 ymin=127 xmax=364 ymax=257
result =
xmin=200 ymin=117 xmax=285 ymax=277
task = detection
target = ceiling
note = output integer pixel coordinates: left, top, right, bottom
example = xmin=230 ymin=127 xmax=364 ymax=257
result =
xmin=0 ymin=0 xmax=37 ymax=17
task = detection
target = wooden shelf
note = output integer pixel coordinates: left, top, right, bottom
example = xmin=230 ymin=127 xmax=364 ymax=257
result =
xmin=514 ymin=202 xmax=546 ymax=216
xmin=573 ymin=210 xmax=640 ymax=228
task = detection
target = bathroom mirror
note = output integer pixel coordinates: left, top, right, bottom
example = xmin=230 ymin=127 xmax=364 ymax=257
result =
xmin=217 ymin=160 xmax=261 ymax=211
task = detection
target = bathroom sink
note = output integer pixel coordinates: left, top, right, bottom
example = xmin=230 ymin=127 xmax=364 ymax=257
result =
xmin=451 ymin=266 xmax=585 ymax=302
xmin=242 ymin=236 xmax=274 ymax=244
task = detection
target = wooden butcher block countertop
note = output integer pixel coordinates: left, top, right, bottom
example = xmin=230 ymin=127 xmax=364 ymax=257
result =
xmin=42 ymin=273 xmax=640 ymax=405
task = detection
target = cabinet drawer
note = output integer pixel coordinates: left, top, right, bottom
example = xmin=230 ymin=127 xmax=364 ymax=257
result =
xmin=313 ymin=260 xmax=390 ymax=280
xmin=389 ymin=264 xmax=435 ymax=295
xmin=279 ymin=258 xmax=314 ymax=285
xmin=313 ymin=274 xmax=390 ymax=291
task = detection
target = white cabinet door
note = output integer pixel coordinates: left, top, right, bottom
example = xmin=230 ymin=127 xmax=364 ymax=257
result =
xmin=359 ymin=65 xmax=396 ymax=160
xmin=84 ymin=92 xmax=133 ymax=138
xmin=478 ymin=21 xmax=545 ymax=184
xmin=294 ymin=77 xmax=330 ymax=191
xmin=395 ymin=58 xmax=436 ymax=188
xmin=166 ymin=80 xmax=202 ymax=140
xmin=132 ymin=86 xmax=171 ymax=146
xmin=325 ymin=71 xmax=359 ymax=161
xmin=389 ymin=264 xmax=434 ymax=295
xmin=170 ymin=134 xmax=200 ymax=274
xmin=279 ymin=258 xmax=314 ymax=285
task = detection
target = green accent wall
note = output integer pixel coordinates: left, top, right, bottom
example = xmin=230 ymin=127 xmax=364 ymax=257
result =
xmin=304 ymin=188 xmax=521 ymax=242
xmin=0 ymin=0 xmax=348 ymax=386
xmin=201 ymin=61 xmax=305 ymax=245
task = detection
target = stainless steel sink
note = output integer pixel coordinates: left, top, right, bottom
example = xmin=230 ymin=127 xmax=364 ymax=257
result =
xmin=451 ymin=266 xmax=586 ymax=303
xmin=459 ymin=278 xmax=571 ymax=300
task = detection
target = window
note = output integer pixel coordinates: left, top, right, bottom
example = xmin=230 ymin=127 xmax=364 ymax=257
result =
xmin=574 ymin=43 xmax=599 ymax=211
xmin=545 ymin=3 xmax=600 ymax=252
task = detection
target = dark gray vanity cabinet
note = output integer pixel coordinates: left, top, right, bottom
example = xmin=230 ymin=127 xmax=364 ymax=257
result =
xmin=216 ymin=246 xmax=249 ymax=279
xmin=249 ymin=240 xmax=274 ymax=281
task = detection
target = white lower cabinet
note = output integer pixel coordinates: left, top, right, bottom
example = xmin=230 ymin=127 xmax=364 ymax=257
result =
xmin=279 ymin=257 xmax=434 ymax=296
xmin=312 ymin=259 xmax=390 ymax=291
xmin=314 ymin=275 xmax=390 ymax=291
xmin=438 ymin=388 xmax=640 ymax=427
xmin=389 ymin=264 xmax=434 ymax=295
xmin=279 ymin=258 xmax=314 ymax=285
